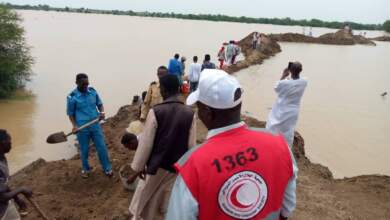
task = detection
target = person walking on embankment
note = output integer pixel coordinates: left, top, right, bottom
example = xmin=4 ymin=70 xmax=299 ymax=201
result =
xmin=188 ymin=56 xmax=202 ymax=92
xmin=0 ymin=129 xmax=33 ymax=220
xmin=129 ymin=74 xmax=196 ymax=220
xmin=66 ymin=73 xmax=113 ymax=178
xmin=266 ymin=62 xmax=308 ymax=148
xmin=201 ymin=54 xmax=216 ymax=71
xmin=166 ymin=69 xmax=297 ymax=220
xmin=140 ymin=66 xmax=168 ymax=121
xmin=217 ymin=44 xmax=226 ymax=69
xmin=168 ymin=54 xmax=183 ymax=84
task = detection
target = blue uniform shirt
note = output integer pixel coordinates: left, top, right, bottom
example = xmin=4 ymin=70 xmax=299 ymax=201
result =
xmin=168 ymin=58 xmax=182 ymax=75
xmin=67 ymin=87 xmax=103 ymax=126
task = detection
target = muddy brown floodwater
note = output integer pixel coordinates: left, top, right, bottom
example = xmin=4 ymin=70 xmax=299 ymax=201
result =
xmin=0 ymin=10 xmax=388 ymax=178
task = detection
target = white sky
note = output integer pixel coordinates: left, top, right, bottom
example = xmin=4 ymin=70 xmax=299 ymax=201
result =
xmin=3 ymin=0 xmax=390 ymax=24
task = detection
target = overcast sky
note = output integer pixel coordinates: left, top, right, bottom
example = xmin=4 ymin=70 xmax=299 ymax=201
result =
xmin=4 ymin=0 xmax=390 ymax=24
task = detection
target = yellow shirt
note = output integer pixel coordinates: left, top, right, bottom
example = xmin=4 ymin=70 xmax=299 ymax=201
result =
xmin=140 ymin=82 xmax=163 ymax=120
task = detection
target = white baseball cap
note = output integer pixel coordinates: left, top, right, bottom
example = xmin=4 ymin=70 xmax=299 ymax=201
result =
xmin=186 ymin=69 xmax=243 ymax=109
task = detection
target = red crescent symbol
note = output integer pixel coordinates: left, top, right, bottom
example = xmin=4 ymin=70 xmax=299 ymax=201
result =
xmin=230 ymin=183 xmax=252 ymax=209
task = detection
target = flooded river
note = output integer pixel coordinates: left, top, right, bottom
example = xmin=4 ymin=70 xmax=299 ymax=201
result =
xmin=0 ymin=10 xmax=388 ymax=177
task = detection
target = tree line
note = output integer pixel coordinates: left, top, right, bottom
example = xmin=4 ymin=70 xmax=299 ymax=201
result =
xmin=7 ymin=3 xmax=387 ymax=31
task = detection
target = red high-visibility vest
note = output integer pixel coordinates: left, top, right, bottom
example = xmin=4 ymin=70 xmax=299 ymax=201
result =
xmin=175 ymin=125 xmax=293 ymax=220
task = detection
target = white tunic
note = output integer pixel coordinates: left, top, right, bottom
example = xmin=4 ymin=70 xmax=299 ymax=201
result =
xmin=266 ymin=78 xmax=308 ymax=147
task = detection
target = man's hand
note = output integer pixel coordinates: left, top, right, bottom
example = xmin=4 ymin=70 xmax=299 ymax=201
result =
xmin=20 ymin=187 xmax=33 ymax=198
xmin=99 ymin=112 xmax=106 ymax=120
xmin=72 ymin=126 xmax=79 ymax=134
xmin=281 ymin=68 xmax=290 ymax=80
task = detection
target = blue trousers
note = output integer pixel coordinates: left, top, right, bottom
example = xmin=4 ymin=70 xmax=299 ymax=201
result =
xmin=76 ymin=124 xmax=112 ymax=172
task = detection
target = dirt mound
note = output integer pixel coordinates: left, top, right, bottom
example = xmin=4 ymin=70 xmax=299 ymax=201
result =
xmin=371 ymin=36 xmax=390 ymax=42
xmin=225 ymin=32 xmax=282 ymax=74
xmin=10 ymin=104 xmax=390 ymax=220
xmin=269 ymin=29 xmax=376 ymax=46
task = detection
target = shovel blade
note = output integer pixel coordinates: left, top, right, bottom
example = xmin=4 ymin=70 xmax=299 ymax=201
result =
xmin=46 ymin=131 xmax=68 ymax=144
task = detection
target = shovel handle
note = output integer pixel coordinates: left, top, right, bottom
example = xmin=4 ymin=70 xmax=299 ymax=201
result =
xmin=26 ymin=197 xmax=51 ymax=220
xmin=67 ymin=118 xmax=100 ymax=136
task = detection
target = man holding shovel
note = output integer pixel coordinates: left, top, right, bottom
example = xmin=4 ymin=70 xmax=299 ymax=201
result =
xmin=67 ymin=73 xmax=113 ymax=178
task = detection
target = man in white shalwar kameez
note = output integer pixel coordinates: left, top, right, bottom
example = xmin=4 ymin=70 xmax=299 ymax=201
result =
xmin=266 ymin=62 xmax=307 ymax=148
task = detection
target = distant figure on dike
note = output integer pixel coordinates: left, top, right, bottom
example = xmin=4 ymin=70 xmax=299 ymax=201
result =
xmin=180 ymin=56 xmax=186 ymax=74
xmin=168 ymin=54 xmax=183 ymax=83
xmin=166 ymin=69 xmax=297 ymax=220
xmin=0 ymin=129 xmax=33 ymax=220
xmin=129 ymin=74 xmax=196 ymax=220
xmin=217 ymin=43 xmax=226 ymax=69
xmin=252 ymin=32 xmax=259 ymax=49
xmin=266 ymin=62 xmax=308 ymax=148
xmin=66 ymin=73 xmax=113 ymax=178
xmin=188 ymin=56 xmax=202 ymax=92
xmin=201 ymin=54 xmax=216 ymax=71
xmin=225 ymin=41 xmax=235 ymax=65
xmin=257 ymin=33 xmax=264 ymax=50
xmin=231 ymin=41 xmax=241 ymax=65
xmin=140 ymin=66 xmax=168 ymax=121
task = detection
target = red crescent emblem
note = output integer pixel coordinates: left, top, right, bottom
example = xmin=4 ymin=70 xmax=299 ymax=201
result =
xmin=230 ymin=183 xmax=252 ymax=209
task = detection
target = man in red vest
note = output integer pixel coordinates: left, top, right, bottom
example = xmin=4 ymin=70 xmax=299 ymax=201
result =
xmin=166 ymin=69 xmax=297 ymax=220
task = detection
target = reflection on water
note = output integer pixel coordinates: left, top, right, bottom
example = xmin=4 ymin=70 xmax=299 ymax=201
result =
xmin=0 ymin=98 xmax=76 ymax=173
xmin=0 ymin=10 xmax=388 ymax=176
xmin=236 ymin=42 xmax=390 ymax=178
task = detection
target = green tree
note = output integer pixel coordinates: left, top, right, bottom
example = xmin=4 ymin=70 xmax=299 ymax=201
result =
xmin=0 ymin=4 xmax=33 ymax=98
xmin=384 ymin=20 xmax=390 ymax=33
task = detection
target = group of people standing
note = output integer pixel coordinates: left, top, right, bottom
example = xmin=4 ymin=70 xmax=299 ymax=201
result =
xmin=168 ymin=53 xmax=217 ymax=93
xmin=217 ymin=40 xmax=241 ymax=68
xmin=252 ymin=31 xmax=265 ymax=50
xmin=0 ymin=46 xmax=307 ymax=220
xmin=120 ymin=57 xmax=307 ymax=219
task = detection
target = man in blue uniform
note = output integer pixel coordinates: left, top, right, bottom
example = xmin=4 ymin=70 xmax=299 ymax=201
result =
xmin=67 ymin=73 xmax=113 ymax=178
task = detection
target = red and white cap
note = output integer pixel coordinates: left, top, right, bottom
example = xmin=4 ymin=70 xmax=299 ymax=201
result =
xmin=186 ymin=69 xmax=243 ymax=109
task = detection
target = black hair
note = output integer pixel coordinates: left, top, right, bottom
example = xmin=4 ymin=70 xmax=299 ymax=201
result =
xmin=0 ymin=129 xmax=9 ymax=142
xmin=76 ymin=73 xmax=88 ymax=81
xmin=174 ymin=54 xmax=180 ymax=59
xmin=158 ymin=66 xmax=168 ymax=71
xmin=121 ymin=132 xmax=137 ymax=145
xmin=142 ymin=91 xmax=147 ymax=101
xmin=193 ymin=56 xmax=198 ymax=62
xmin=205 ymin=54 xmax=211 ymax=61
xmin=160 ymin=74 xmax=180 ymax=94
xmin=132 ymin=95 xmax=140 ymax=104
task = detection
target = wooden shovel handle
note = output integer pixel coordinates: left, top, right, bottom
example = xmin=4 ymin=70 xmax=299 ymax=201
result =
xmin=66 ymin=117 xmax=100 ymax=136
xmin=26 ymin=197 xmax=51 ymax=220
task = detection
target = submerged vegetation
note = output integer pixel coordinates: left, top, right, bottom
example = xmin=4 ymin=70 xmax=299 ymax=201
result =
xmin=6 ymin=3 xmax=384 ymax=31
xmin=0 ymin=4 xmax=33 ymax=98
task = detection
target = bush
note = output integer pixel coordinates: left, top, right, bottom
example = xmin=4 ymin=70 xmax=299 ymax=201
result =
xmin=0 ymin=4 xmax=33 ymax=98
xmin=384 ymin=20 xmax=390 ymax=33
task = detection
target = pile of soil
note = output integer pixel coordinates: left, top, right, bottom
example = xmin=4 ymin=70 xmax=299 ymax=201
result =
xmin=370 ymin=36 xmax=390 ymax=42
xmin=269 ymin=29 xmax=376 ymax=46
xmin=10 ymin=104 xmax=390 ymax=220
